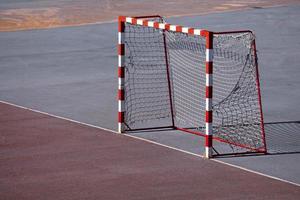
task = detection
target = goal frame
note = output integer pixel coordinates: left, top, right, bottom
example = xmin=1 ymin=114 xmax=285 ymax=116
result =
xmin=117 ymin=15 xmax=267 ymax=158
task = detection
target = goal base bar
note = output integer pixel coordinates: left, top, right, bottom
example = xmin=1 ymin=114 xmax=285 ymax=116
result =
xmin=126 ymin=125 xmax=267 ymax=157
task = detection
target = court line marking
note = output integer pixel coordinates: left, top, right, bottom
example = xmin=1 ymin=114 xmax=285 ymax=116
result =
xmin=1 ymin=99 xmax=299 ymax=187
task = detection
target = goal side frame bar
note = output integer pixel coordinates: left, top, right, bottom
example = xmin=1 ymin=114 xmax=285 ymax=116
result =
xmin=117 ymin=15 xmax=267 ymax=158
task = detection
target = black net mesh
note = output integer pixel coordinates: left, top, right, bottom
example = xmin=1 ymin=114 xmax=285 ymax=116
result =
xmin=123 ymin=20 xmax=265 ymax=154
xmin=124 ymin=18 xmax=172 ymax=130
xmin=166 ymin=32 xmax=206 ymax=130
xmin=212 ymin=32 xmax=265 ymax=153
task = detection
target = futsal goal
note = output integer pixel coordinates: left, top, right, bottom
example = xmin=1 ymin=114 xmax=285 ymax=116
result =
xmin=117 ymin=15 xmax=267 ymax=158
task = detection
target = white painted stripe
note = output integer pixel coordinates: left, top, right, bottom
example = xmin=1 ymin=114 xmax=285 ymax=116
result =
xmin=206 ymin=49 xmax=214 ymax=62
xmin=137 ymin=19 xmax=143 ymax=25
xmin=206 ymin=122 xmax=212 ymax=135
xmin=1 ymin=100 xmax=299 ymax=187
xmin=118 ymin=122 xmax=123 ymax=133
xmin=118 ymin=78 xmax=124 ymax=89
xmin=194 ymin=29 xmax=201 ymax=35
xmin=118 ymin=55 xmax=124 ymax=66
xmin=148 ymin=21 xmax=154 ymax=27
xmin=206 ymin=74 xmax=213 ymax=86
xmin=159 ymin=23 xmax=165 ymax=29
xmin=118 ymin=101 xmax=125 ymax=112
xmin=126 ymin=17 xmax=133 ymax=23
xmin=205 ymin=147 xmax=212 ymax=158
xmin=182 ymin=27 xmax=189 ymax=33
xmin=118 ymin=32 xmax=124 ymax=44
xmin=170 ymin=25 xmax=177 ymax=31
xmin=206 ymin=98 xmax=212 ymax=111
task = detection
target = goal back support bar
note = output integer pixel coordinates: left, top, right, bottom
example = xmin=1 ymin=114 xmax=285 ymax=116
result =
xmin=118 ymin=15 xmax=267 ymax=158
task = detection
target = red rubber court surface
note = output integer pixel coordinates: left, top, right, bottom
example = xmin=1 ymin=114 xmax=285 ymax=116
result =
xmin=1 ymin=102 xmax=299 ymax=200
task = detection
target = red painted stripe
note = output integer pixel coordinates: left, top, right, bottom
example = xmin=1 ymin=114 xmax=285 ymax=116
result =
xmin=206 ymin=31 xmax=213 ymax=49
xmin=118 ymin=67 xmax=124 ymax=78
xmin=205 ymin=135 xmax=213 ymax=147
xmin=118 ymin=44 xmax=125 ymax=55
xmin=118 ymin=89 xmax=124 ymax=100
xmin=188 ymin=28 xmax=194 ymax=35
xmin=206 ymin=86 xmax=213 ymax=98
xmin=200 ymin=30 xmax=208 ymax=37
xmin=206 ymin=62 xmax=213 ymax=74
xmin=154 ymin=22 xmax=159 ymax=28
xmin=205 ymin=111 xmax=212 ymax=122
xmin=118 ymin=21 xmax=125 ymax=33
xmin=118 ymin=112 xmax=124 ymax=123
xmin=118 ymin=16 xmax=126 ymax=22
xmin=132 ymin=18 xmax=137 ymax=25
xmin=165 ymin=24 xmax=170 ymax=30
xmin=176 ymin=26 xmax=182 ymax=32
xmin=143 ymin=20 xmax=148 ymax=26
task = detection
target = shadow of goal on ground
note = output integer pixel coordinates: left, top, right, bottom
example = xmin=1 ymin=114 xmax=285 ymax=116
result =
xmin=265 ymin=121 xmax=300 ymax=155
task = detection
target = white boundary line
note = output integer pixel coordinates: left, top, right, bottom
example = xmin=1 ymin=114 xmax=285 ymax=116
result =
xmin=1 ymin=99 xmax=299 ymax=187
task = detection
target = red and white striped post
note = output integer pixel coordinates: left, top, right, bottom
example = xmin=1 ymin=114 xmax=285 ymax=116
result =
xmin=118 ymin=16 xmax=125 ymax=133
xmin=204 ymin=31 xmax=213 ymax=158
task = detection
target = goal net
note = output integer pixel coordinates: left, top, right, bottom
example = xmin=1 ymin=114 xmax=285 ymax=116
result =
xmin=118 ymin=15 xmax=266 ymax=157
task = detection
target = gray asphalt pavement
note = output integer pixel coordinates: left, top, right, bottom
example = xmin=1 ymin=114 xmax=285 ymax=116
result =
xmin=1 ymin=5 xmax=299 ymax=184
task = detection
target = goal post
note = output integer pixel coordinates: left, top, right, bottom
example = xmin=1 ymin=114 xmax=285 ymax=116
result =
xmin=118 ymin=15 xmax=267 ymax=158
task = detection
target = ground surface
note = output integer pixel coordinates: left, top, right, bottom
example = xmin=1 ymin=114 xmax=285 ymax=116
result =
xmin=1 ymin=102 xmax=300 ymax=199
xmin=0 ymin=0 xmax=299 ymax=31
xmin=1 ymin=0 xmax=300 ymax=199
